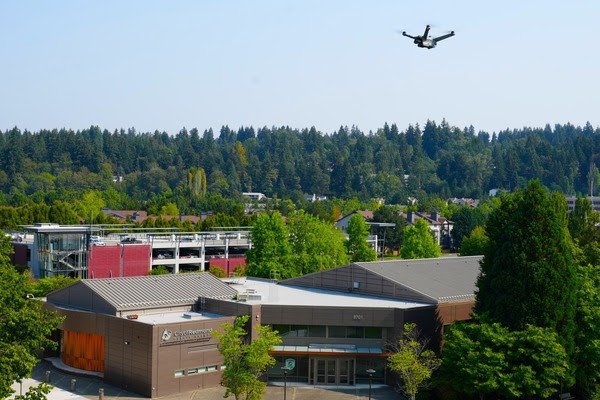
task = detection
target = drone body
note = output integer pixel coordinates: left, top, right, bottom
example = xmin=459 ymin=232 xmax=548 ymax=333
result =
xmin=402 ymin=25 xmax=455 ymax=49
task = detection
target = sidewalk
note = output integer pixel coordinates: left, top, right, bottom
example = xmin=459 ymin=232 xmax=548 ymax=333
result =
xmin=10 ymin=361 xmax=399 ymax=400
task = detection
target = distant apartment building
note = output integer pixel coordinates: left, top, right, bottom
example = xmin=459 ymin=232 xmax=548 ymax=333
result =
xmin=566 ymin=196 xmax=600 ymax=212
xmin=405 ymin=211 xmax=454 ymax=249
xmin=242 ymin=192 xmax=267 ymax=202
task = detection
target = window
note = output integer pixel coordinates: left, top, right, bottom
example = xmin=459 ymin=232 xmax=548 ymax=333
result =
xmin=290 ymin=325 xmax=309 ymax=337
xmin=273 ymin=324 xmax=291 ymax=337
xmin=364 ymin=327 xmax=382 ymax=339
xmin=328 ymin=326 xmax=346 ymax=338
xmin=346 ymin=327 xmax=364 ymax=338
xmin=206 ymin=365 xmax=217 ymax=372
xmin=308 ymin=325 xmax=326 ymax=337
xmin=187 ymin=368 xmax=199 ymax=375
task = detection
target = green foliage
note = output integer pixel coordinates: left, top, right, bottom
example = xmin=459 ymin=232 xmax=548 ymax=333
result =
xmin=450 ymin=206 xmax=487 ymax=249
xmin=400 ymin=219 xmax=441 ymax=259
xmin=441 ymin=322 xmax=569 ymax=399
xmin=247 ymin=211 xmax=349 ymax=278
xmin=573 ymin=264 xmax=600 ymax=398
xmin=287 ymin=211 xmax=349 ymax=275
xmin=458 ymin=226 xmax=489 ymax=256
xmin=372 ymin=205 xmax=407 ymax=252
xmin=26 ymin=275 xmax=78 ymax=297
xmin=569 ymin=197 xmax=600 ymax=266
xmin=75 ymin=191 xmax=105 ymax=223
xmin=188 ymin=167 xmax=207 ymax=197
xmin=214 ymin=315 xmax=282 ymax=400
xmin=0 ymin=234 xmax=64 ymax=399
xmin=387 ymin=323 xmax=441 ymax=400
xmin=14 ymin=383 xmax=53 ymax=400
xmin=159 ymin=202 xmax=179 ymax=216
xmin=48 ymin=201 xmax=79 ymax=224
xmin=245 ymin=212 xmax=291 ymax=278
xmin=345 ymin=213 xmax=377 ymax=262
xmin=476 ymin=181 xmax=577 ymax=360
xmin=208 ymin=265 xmax=227 ymax=278
xmin=1 ymin=122 xmax=600 ymax=208
xmin=149 ymin=265 xmax=169 ymax=275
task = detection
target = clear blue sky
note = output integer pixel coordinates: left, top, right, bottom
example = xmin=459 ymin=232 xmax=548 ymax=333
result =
xmin=1 ymin=1 xmax=598 ymax=135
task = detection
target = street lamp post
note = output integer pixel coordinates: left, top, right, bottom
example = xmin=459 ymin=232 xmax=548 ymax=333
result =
xmin=366 ymin=369 xmax=375 ymax=400
xmin=282 ymin=366 xmax=291 ymax=400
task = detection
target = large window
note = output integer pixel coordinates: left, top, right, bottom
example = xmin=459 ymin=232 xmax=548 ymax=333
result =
xmin=270 ymin=325 xmax=382 ymax=339
xmin=273 ymin=325 xmax=309 ymax=337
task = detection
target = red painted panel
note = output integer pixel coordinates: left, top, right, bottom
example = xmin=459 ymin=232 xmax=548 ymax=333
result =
xmin=209 ymin=256 xmax=246 ymax=276
xmin=88 ymin=246 xmax=121 ymax=278
xmin=228 ymin=256 xmax=246 ymax=275
xmin=122 ymin=245 xmax=151 ymax=277
xmin=209 ymin=258 xmax=228 ymax=274
xmin=88 ymin=245 xmax=150 ymax=278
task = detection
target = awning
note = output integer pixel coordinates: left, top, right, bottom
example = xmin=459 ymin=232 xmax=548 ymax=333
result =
xmin=271 ymin=344 xmax=385 ymax=356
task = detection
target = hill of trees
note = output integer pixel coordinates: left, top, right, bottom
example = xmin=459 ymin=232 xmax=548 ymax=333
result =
xmin=1 ymin=120 xmax=599 ymax=212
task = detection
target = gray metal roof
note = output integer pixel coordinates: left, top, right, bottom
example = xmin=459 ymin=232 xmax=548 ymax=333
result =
xmin=81 ymin=273 xmax=238 ymax=311
xmin=355 ymin=256 xmax=482 ymax=303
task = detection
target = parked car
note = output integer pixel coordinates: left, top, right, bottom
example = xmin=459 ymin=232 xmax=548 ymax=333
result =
xmin=121 ymin=237 xmax=142 ymax=244
xmin=90 ymin=236 xmax=105 ymax=246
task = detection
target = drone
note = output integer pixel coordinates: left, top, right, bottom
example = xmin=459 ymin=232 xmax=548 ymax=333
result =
xmin=401 ymin=25 xmax=455 ymax=49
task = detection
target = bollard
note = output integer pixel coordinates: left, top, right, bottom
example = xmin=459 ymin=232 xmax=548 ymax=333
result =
xmin=70 ymin=378 xmax=76 ymax=391
xmin=45 ymin=370 xmax=51 ymax=383
xmin=99 ymin=388 xmax=104 ymax=400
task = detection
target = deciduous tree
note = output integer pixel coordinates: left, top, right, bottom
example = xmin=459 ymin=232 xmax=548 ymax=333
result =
xmin=0 ymin=234 xmax=63 ymax=399
xmin=441 ymin=322 xmax=569 ymax=399
xmin=214 ymin=315 xmax=281 ymax=400
xmin=458 ymin=226 xmax=489 ymax=256
xmin=387 ymin=323 xmax=440 ymax=400
xmin=400 ymin=219 xmax=441 ymax=259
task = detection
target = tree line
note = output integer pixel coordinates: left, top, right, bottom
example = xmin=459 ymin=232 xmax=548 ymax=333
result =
xmin=1 ymin=121 xmax=599 ymax=211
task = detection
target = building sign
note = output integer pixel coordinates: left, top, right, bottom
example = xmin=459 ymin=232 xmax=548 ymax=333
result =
xmin=353 ymin=314 xmax=364 ymax=320
xmin=284 ymin=358 xmax=296 ymax=371
xmin=160 ymin=327 xmax=213 ymax=346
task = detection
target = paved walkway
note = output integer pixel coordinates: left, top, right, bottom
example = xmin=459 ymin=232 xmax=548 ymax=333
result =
xmin=10 ymin=361 xmax=400 ymax=400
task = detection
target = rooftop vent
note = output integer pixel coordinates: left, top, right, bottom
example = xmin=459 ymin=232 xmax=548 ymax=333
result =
xmin=237 ymin=291 xmax=262 ymax=301
xmin=183 ymin=312 xmax=204 ymax=319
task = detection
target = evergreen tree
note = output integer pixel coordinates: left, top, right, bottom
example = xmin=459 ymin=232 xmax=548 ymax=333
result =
xmin=475 ymin=180 xmax=578 ymax=361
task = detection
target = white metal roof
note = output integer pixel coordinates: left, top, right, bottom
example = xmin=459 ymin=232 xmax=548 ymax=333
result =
xmin=226 ymin=278 xmax=429 ymax=309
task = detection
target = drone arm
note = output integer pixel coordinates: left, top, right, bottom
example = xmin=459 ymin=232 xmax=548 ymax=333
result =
xmin=402 ymin=32 xmax=417 ymax=40
xmin=433 ymin=32 xmax=455 ymax=44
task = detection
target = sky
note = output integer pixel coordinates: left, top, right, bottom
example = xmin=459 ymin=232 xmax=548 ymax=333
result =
xmin=1 ymin=1 xmax=599 ymax=135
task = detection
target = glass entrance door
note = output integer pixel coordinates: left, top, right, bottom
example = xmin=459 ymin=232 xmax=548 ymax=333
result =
xmin=311 ymin=358 xmax=355 ymax=385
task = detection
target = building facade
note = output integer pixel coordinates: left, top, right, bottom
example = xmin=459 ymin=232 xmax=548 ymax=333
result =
xmin=45 ymin=256 xmax=480 ymax=397
xmin=12 ymin=223 xmax=251 ymax=278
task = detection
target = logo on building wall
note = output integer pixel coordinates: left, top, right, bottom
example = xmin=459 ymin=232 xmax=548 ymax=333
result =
xmin=160 ymin=327 xmax=213 ymax=346
xmin=161 ymin=329 xmax=173 ymax=341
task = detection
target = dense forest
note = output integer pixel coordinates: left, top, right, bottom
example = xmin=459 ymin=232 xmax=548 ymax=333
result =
xmin=1 ymin=120 xmax=599 ymax=213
